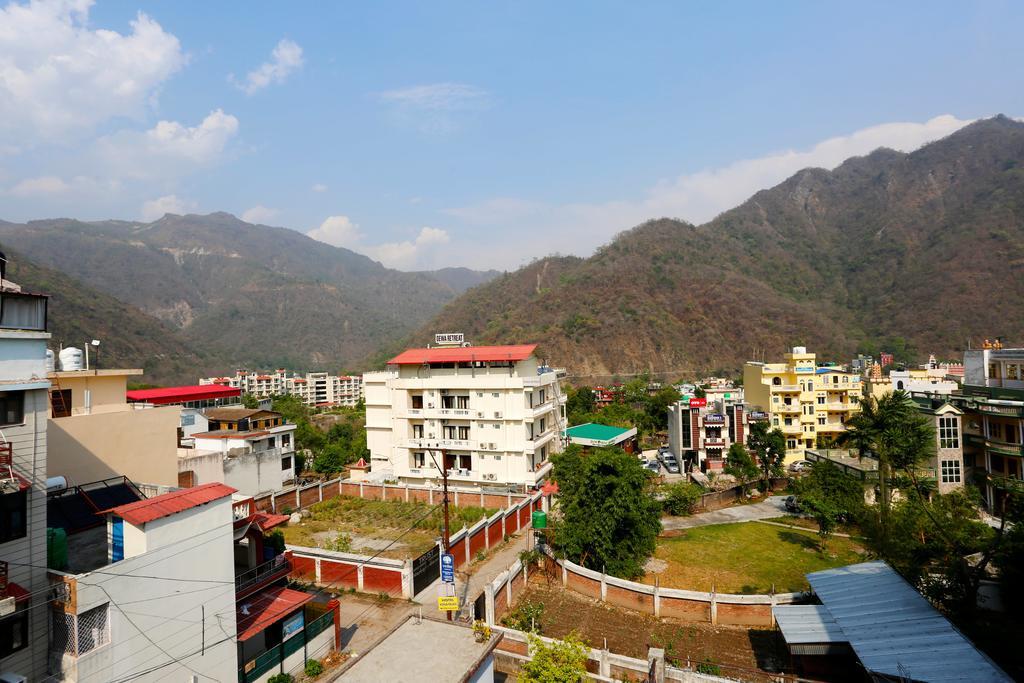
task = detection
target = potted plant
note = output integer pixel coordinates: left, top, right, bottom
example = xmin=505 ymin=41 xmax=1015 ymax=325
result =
xmin=472 ymin=620 xmax=491 ymax=643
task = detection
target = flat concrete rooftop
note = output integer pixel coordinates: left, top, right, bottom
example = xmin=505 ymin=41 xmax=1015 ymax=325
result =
xmin=338 ymin=616 xmax=499 ymax=682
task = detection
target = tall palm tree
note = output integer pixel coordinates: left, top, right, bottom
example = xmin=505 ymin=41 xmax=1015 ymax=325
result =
xmin=837 ymin=390 xmax=934 ymax=542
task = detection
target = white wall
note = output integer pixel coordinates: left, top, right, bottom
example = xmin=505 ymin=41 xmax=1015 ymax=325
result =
xmin=56 ymin=498 xmax=238 ymax=683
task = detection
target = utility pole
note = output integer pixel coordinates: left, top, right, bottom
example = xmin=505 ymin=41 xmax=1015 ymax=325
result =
xmin=429 ymin=447 xmax=454 ymax=621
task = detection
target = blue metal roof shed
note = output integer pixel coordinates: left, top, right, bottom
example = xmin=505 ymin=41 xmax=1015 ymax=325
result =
xmin=774 ymin=561 xmax=1011 ymax=682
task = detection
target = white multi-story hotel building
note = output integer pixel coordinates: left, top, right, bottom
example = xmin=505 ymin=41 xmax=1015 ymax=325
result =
xmin=200 ymin=369 xmax=364 ymax=408
xmin=364 ymin=343 xmax=565 ymax=490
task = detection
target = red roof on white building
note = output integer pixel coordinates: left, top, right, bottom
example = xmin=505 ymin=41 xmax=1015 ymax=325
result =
xmin=388 ymin=343 xmax=537 ymax=365
xmin=100 ymin=482 xmax=236 ymax=526
xmin=126 ymin=384 xmax=241 ymax=405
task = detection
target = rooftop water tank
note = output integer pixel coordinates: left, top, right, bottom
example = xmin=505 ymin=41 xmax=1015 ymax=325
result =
xmin=58 ymin=347 xmax=83 ymax=372
xmin=45 ymin=349 xmax=55 ymax=373
xmin=792 ymin=346 xmax=807 ymax=354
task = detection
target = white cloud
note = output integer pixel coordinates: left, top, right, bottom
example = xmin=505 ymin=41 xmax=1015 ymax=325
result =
xmin=311 ymin=183 xmax=327 ymax=193
xmin=9 ymin=175 xmax=69 ymax=196
xmin=95 ymin=109 xmax=240 ymax=179
xmin=443 ymin=115 xmax=976 ymax=269
xmin=364 ymin=227 xmax=451 ymax=270
xmin=234 ymin=39 xmax=303 ymax=95
xmin=240 ymin=205 xmax=279 ymax=224
xmin=306 ymin=217 xmax=450 ymax=269
xmin=307 ymin=215 xmax=362 ymax=248
xmin=379 ymin=82 xmax=490 ymax=133
xmin=0 ymin=0 xmax=185 ymax=144
xmin=140 ymin=194 xmax=194 ymax=221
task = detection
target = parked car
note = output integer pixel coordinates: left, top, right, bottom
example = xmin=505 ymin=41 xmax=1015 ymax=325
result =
xmin=662 ymin=455 xmax=681 ymax=474
xmin=788 ymin=459 xmax=811 ymax=474
xmin=644 ymin=460 xmax=662 ymax=475
xmin=657 ymin=445 xmax=670 ymax=454
xmin=784 ymin=495 xmax=801 ymax=513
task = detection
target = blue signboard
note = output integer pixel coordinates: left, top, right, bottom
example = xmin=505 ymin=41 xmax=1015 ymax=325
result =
xmin=282 ymin=611 xmax=305 ymax=641
xmin=440 ymin=553 xmax=455 ymax=583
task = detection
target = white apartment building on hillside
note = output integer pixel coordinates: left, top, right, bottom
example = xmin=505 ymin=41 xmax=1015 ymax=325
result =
xmin=364 ymin=343 xmax=565 ymax=490
xmin=200 ymin=369 xmax=363 ymax=407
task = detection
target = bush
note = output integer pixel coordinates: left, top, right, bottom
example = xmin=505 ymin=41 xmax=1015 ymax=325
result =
xmin=268 ymin=675 xmax=293 ymax=683
xmin=304 ymin=659 xmax=324 ymax=678
xmin=661 ymin=482 xmax=702 ymax=516
xmin=501 ymin=600 xmax=545 ymax=633
xmin=266 ymin=530 xmax=286 ymax=554
xmin=327 ymin=533 xmax=352 ymax=553
xmin=520 ymin=632 xmax=588 ymax=682
xmin=696 ymin=657 xmax=721 ymax=675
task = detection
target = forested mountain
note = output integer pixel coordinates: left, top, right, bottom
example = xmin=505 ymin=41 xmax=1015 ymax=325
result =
xmin=414 ymin=116 xmax=1024 ymax=378
xmin=0 ymin=213 xmax=498 ymax=381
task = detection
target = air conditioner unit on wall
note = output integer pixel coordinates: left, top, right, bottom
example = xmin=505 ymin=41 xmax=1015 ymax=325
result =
xmin=494 ymin=412 xmax=502 ymax=418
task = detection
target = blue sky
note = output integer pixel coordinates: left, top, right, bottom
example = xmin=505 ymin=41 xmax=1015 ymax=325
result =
xmin=2 ymin=1 xmax=1022 ymax=270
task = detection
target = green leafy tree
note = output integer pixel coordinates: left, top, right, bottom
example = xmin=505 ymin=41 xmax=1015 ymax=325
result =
xmin=271 ymin=393 xmax=309 ymax=423
xmin=552 ymin=445 xmax=661 ymax=578
xmin=520 ymin=633 xmax=588 ymax=683
xmin=994 ymin=492 xmax=1024 ymax=611
xmin=747 ymin=421 xmax=786 ymax=487
xmin=793 ymin=461 xmax=864 ymax=523
xmin=724 ymin=443 xmax=759 ymax=484
xmin=566 ymin=386 xmax=596 ymax=425
xmin=241 ymin=393 xmax=259 ymax=409
xmin=693 ymin=385 xmax=706 ymax=399
xmin=645 ymin=386 xmax=682 ymax=432
xmin=314 ymin=443 xmax=351 ymax=474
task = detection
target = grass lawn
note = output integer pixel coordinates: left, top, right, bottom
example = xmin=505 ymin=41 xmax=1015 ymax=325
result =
xmin=280 ymin=496 xmax=496 ymax=560
xmin=642 ymin=521 xmax=865 ymax=594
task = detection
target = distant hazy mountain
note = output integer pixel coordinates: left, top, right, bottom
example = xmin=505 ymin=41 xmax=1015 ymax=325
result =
xmin=413 ymin=116 xmax=1024 ymax=378
xmin=0 ymin=212 xmax=498 ymax=381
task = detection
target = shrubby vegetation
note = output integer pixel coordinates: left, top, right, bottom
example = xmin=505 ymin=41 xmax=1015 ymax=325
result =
xmin=265 ymin=394 xmax=369 ymax=475
xmin=520 ymin=633 xmax=588 ymax=683
xmin=565 ymin=374 xmax=680 ymax=437
xmin=660 ymin=482 xmax=702 ymax=516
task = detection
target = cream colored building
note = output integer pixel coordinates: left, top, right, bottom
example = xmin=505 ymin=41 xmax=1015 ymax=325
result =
xmin=744 ymin=347 xmax=861 ymax=461
xmin=47 ymin=369 xmax=181 ymax=488
xmin=364 ymin=344 xmax=565 ymax=489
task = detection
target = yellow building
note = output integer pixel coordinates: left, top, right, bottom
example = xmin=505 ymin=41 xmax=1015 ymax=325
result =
xmin=744 ymin=347 xmax=861 ymax=461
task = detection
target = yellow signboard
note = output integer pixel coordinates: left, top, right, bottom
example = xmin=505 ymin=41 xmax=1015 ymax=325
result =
xmin=437 ymin=596 xmax=460 ymax=611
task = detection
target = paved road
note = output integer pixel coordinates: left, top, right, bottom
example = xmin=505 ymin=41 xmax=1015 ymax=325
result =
xmin=661 ymin=495 xmax=788 ymax=531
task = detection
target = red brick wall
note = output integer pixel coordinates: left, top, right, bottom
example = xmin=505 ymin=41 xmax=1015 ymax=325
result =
xmin=605 ymin=584 xmax=654 ymax=614
xmin=487 ymin=519 xmax=503 ymax=547
xmin=254 ymin=494 xmax=273 ymax=512
xmin=504 ymin=511 xmax=518 ymax=534
xmin=407 ymin=488 xmax=431 ymax=503
xmin=717 ymin=602 xmax=773 ymax=627
xmin=361 ymin=566 xmax=403 ymax=595
xmin=468 ymin=527 xmax=486 ymax=559
xmin=659 ymin=596 xmax=711 ymax=621
xmin=566 ymin=572 xmax=601 ymax=600
xmin=496 ymin=639 xmax=528 ymax=656
xmin=518 ymin=505 xmax=530 ymax=530
xmin=449 ymin=538 xmax=466 ymax=567
xmin=289 ymin=554 xmax=317 ymax=582
xmin=299 ymin=485 xmax=319 ymax=509
xmin=340 ymin=482 xmax=361 ymax=497
xmin=494 ymin=585 xmax=509 ymax=619
xmin=319 ymin=559 xmax=359 ymax=587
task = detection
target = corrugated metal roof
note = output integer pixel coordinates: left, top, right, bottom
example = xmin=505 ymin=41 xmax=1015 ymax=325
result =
xmin=126 ymin=384 xmax=241 ymax=404
xmin=803 ymin=561 xmax=1011 ymax=682
xmin=773 ymin=605 xmax=846 ymax=644
xmin=564 ymin=423 xmax=635 ymax=443
xmin=236 ymin=587 xmax=313 ymax=641
xmin=387 ymin=343 xmax=537 ymax=365
xmin=101 ymin=482 xmax=236 ymax=526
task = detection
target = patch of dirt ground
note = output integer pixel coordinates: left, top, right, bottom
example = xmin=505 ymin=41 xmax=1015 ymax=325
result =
xmin=508 ymin=575 xmax=792 ymax=682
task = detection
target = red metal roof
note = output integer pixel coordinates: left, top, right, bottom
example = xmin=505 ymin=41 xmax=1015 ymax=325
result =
xmin=252 ymin=512 xmax=290 ymax=532
xmin=101 ymin=482 xmax=236 ymax=526
xmin=237 ymin=587 xmax=314 ymax=641
xmin=387 ymin=343 xmax=538 ymax=365
xmin=126 ymin=384 xmax=241 ymax=405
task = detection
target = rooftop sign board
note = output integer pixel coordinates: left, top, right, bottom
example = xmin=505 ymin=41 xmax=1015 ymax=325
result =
xmin=689 ymin=397 xmax=707 ymax=408
xmin=434 ymin=333 xmax=464 ymax=346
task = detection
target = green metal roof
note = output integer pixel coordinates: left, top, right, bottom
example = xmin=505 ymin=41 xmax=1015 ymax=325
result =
xmin=564 ymin=423 xmax=634 ymax=443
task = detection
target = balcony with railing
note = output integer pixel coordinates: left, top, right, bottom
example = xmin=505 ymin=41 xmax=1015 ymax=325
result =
xmin=235 ymin=554 xmax=291 ymax=599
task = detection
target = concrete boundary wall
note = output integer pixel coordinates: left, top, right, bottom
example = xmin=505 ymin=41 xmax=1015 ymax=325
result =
xmin=536 ymin=550 xmax=806 ymax=628
xmin=493 ymin=626 xmax=736 ymax=682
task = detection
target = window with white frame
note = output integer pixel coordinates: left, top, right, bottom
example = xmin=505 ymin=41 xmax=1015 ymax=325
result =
xmin=941 ymin=459 xmax=961 ymax=484
xmin=413 ymin=452 xmax=426 ymax=468
xmin=939 ymin=416 xmax=960 ymax=449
